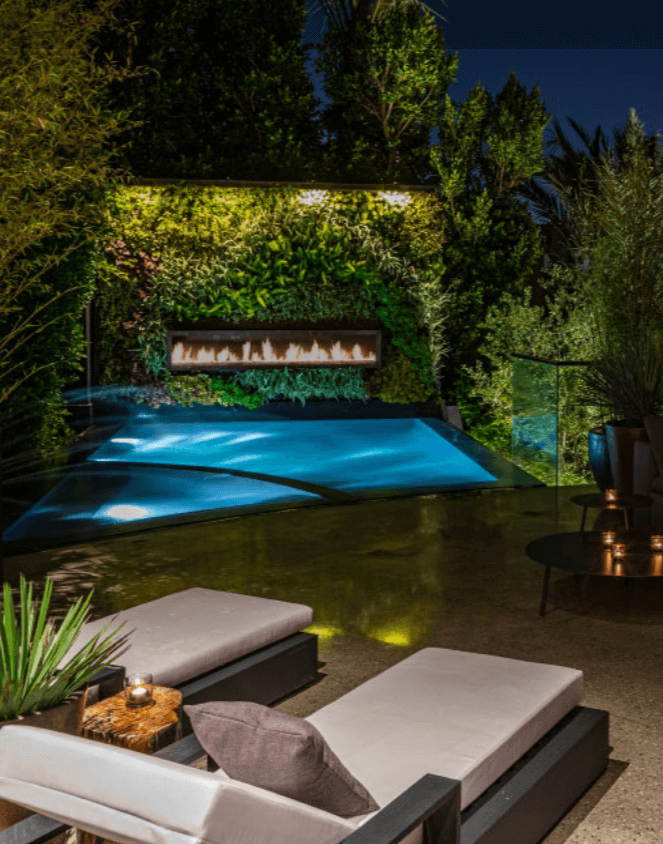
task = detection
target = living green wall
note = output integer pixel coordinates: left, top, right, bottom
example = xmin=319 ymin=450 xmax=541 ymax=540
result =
xmin=92 ymin=184 xmax=449 ymax=407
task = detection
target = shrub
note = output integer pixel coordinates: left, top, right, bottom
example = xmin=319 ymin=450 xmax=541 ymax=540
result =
xmin=235 ymin=367 xmax=368 ymax=404
xmin=367 ymin=347 xmax=435 ymax=404
xmin=133 ymin=373 xmax=263 ymax=409
xmin=460 ymin=263 xmax=603 ymax=484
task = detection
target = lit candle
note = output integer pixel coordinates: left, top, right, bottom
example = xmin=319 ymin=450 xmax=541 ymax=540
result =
xmin=612 ymin=544 xmax=626 ymax=559
xmin=602 ymin=531 xmax=616 ymax=546
xmin=650 ymin=535 xmax=663 ymax=551
xmin=604 ymin=489 xmax=618 ymax=502
xmin=129 ymin=686 xmax=150 ymax=703
xmin=651 ymin=552 xmax=663 ymax=577
xmin=124 ymin=673 xmax=154 ymax=707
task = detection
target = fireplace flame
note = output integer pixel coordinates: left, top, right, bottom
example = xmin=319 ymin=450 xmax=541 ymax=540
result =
xmin=172 ymin=337 xmax=377 ymax=366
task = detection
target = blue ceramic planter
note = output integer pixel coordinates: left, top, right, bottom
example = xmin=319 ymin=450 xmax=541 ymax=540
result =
xmin=588 ymin=426 xmax=613 ymax=491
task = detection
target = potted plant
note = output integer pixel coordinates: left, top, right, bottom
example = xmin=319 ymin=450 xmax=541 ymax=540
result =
xmin=0 ymin=575 xmax=129 ymax=828
xmin=564 ymin=113 xmax=663 ymax=493
xmin=583 ymin=332 xmax=663 ymax=495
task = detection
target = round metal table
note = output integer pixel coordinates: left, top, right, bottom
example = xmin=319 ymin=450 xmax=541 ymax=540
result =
xmin=570 ymin=493 xmax=652 ymax=532
xmin=526 ymin=530 xmax=663 ymax=616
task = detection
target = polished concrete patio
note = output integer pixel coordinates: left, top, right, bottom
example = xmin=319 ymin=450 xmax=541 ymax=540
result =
xmin=5 ymin=483 xmax=663 ymax=844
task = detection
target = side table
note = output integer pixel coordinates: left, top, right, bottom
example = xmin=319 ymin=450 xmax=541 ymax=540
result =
xmin=77 ymin=687 xmax=183 ymax=844
xmin=81 ymin=685 xmax=183 ymax=753
xmin=570 ymin=493 xmax=652 ymax=532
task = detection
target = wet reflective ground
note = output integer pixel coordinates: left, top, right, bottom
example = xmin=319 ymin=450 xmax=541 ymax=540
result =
xmin=5 ymin=484 xmax=663 ymax=843
xmin=6 ymin=484 xmax=663 ymax=631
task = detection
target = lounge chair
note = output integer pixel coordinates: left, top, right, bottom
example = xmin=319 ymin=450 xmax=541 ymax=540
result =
xmin=71 ymin=588 xmax=318 ymax=732
xmin=0 ymin=647 xmax=610 ymax=844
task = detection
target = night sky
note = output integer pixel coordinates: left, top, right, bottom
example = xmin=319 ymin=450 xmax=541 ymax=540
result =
xmin=304 ymin=0 xmax=663 ymax=158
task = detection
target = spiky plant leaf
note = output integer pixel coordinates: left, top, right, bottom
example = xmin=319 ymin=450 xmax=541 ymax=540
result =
xmin=0 ymin=575 xmax=130 ymax=720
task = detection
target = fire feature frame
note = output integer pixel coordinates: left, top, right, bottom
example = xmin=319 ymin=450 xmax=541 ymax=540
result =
xmin=167 ymin=329 xmax=382 ymax=371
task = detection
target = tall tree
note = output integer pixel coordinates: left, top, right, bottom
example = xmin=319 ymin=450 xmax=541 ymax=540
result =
xmin=316 ymin=1 xmax=458 ymax=183
xmin=92 ymin=0 xmax=321 ymax=180
xmin=430 ymin=70 xmax=552 ymax=397
xmin=515 ymin=108 xmax=663 ymax=266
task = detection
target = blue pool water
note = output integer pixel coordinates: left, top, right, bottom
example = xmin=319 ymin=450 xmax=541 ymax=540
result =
xmin=4 ymin=416 xmax=510 ymax=546
xmin=92 ymin=418 xmax=495 ymax=490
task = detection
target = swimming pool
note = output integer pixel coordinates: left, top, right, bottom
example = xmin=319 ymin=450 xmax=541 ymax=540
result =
xmin=3 ymin=405 xmax=541 ymax=549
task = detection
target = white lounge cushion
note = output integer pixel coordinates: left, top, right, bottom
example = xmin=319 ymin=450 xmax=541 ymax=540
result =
xmin=60 ymin=588 xmax=313 ymax=687
xmin=0 ymin=726 xmax=356 ymax=844
xmin=307 ymin=648 xmax=583 ymax=813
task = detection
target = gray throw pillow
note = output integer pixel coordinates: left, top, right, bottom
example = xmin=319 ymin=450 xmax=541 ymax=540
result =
xmin=184 ymin=701 xmax=379 ymax=818
xmin=644 ymin=414 xmax=663 ymax=477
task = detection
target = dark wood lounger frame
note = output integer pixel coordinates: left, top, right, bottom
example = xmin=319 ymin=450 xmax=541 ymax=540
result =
xmin=87 ymin=630 xmax=319 ymax=735
xmin=0 ymin=704 xmax=609 ymax=844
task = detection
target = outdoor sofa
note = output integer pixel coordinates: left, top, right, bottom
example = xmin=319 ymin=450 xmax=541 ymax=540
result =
xmin=70 ymin=588 xmax=319 ymax=733
xmin=0 ymin=647 xmax=610 ymax=844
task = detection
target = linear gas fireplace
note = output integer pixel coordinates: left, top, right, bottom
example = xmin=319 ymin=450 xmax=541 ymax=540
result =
xmin=167 ymin=329 xmax=381 ymax=370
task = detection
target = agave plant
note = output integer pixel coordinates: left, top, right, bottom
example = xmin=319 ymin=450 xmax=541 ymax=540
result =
xmin=0 ymin=576 xmax=130 ymax=721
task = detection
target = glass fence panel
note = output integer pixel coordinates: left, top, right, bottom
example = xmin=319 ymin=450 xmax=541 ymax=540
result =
xmin=512 ymin=356 xmax=559 ymax=485
xmin=512 ymin=355 xmax=604 ymax=486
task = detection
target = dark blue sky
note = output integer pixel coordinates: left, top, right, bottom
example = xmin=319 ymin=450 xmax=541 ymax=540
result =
xmin=304 ymin=0 xmax=663 ymax=157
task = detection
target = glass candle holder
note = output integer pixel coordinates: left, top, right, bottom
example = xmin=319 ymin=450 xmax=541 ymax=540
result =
xmin=601 ymin=531 xmax=616 ymax=546
xmin=612 ymin=543 xmax=626 ymax=560
xmin=604 ymin=489 xmax=618 ymax=503
xmin=651 ymin=552 xmax=663 ymax=577
xmin=124 ymin=673 xmax=154 ymax=707
xmin=650 ymin=535 xmax=663 ymax=551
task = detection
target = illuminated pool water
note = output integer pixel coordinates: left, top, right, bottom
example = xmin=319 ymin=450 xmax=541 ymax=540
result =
xmin=3 ymin=414 xmax=538 ymax=548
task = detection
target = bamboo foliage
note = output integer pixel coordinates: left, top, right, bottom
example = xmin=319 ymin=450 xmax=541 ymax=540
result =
xmin=575 ymin=115 xmax=663 ymax=423
xmin=0 ymin=0 xmax=145 ymax=409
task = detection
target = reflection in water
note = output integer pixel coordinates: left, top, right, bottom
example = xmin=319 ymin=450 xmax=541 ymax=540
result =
xmin=8 ymin=497 xmax=449 ymax=649
xmin=651 ymin=553 xmax=663 ymax=577
xmin=601 ymin=548 xmax=613 ymax=575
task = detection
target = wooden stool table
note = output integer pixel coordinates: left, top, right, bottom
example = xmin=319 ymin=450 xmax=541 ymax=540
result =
xmin=77 ymin=688 xmax=183 ymax=844
xmin=81 ymin=686 xmax=183 ymax=753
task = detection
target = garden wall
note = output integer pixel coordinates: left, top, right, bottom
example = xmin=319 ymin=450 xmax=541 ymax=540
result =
xmin=89 ymin=183 xmax=449 ymax=410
